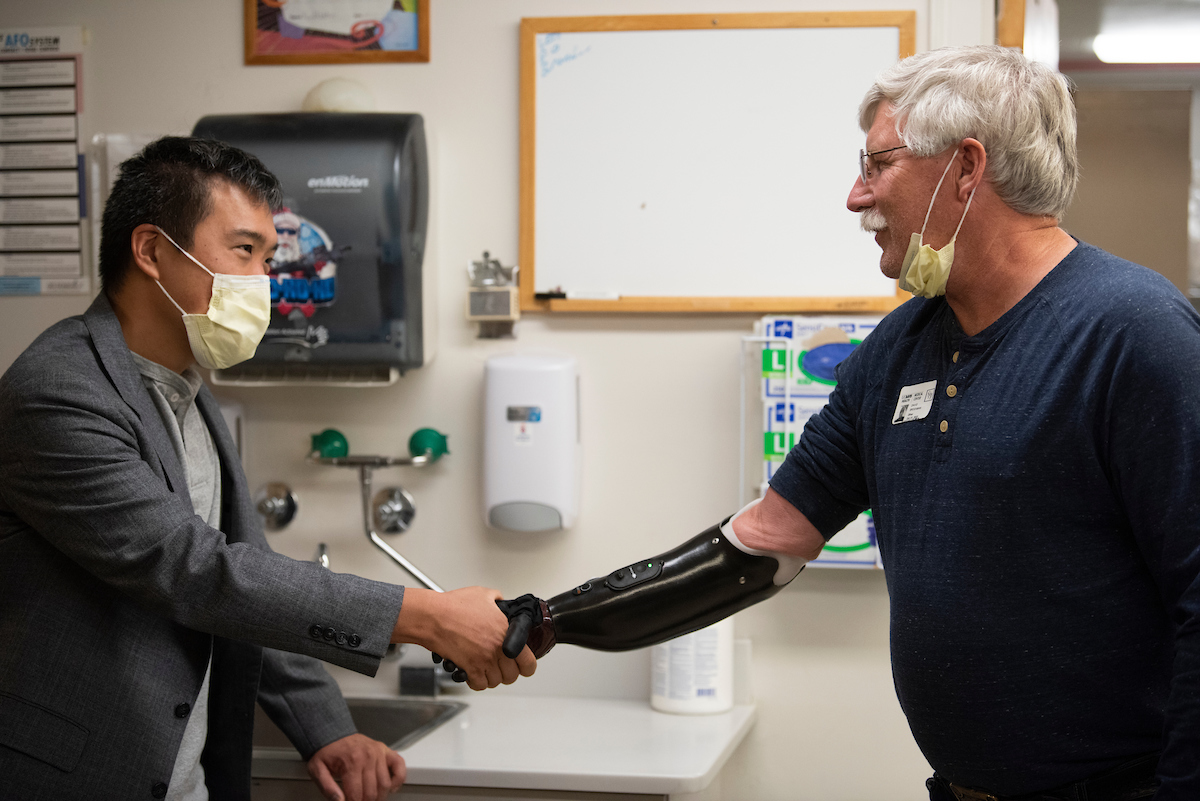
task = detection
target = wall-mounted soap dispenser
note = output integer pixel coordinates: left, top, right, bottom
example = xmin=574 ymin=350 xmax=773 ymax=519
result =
xmin=483 ymin=353 xmax=580 ymax=532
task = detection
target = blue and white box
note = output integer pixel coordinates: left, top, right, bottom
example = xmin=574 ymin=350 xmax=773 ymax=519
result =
xmin=759 ymin=386 xmax=881 ymax=569
xmin=758 ymin=315 xmax=882 ymax=400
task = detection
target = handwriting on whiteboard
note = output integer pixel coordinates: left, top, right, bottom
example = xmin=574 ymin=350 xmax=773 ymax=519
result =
xmin=538 ymin=34 xmax=591 ymax=78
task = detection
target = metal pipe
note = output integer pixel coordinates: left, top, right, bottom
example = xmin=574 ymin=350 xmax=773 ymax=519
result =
xmin=310 ymin=451 xmax=434 ymax=468
xmin=358 ymin=464 xmax=444 ymax=592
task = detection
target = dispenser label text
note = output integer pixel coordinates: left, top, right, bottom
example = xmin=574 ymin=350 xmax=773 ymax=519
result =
xmin=506 ymin=406 xmax=542 ymax=422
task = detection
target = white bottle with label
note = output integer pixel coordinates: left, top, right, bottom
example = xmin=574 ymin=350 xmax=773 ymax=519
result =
xmin=650 ymin=618 xmax=734 ymax=714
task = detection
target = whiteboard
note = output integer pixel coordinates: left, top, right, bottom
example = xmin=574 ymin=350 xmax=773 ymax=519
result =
xmin=519 ymin=13 xmax=916 ymax=313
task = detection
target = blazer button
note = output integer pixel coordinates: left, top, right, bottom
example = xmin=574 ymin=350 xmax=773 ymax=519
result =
xmin=335 ymin=631 xmax=348 ymax=645
xmin=175 ymin=703 xmax=190 ymax=718
xmin=309 ymin=624 xmax=323 ymax=639
xmin=348 ymin=634 xmax=361 ymax=648
xmin=152 ymin=782 xmax=169 ymax=798
xmin=323 ymin=626 xmax=336 ymax=641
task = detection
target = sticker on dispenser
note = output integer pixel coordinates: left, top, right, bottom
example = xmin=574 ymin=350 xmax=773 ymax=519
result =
xmin=268 ymin=208 xmax=343 ymax=321
xmin=513 ymin=422 xmax=534 ymax=446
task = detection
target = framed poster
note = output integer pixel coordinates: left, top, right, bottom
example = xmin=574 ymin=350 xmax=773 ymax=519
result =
xmin=245 ymin=0 xmax=429 ymax=65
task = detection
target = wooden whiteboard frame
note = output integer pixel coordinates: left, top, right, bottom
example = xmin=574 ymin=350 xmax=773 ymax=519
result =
xmin=519 ymin=12 xmax=916 ymax=314
xmin=995 ymin=0 xmax=1025 ymax=49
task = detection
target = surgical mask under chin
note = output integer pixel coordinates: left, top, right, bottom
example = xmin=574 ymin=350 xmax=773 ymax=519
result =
xmin=898 ymin=149 xmax=977 ymax=299
xmin=153 ymin=226 xmax=271 ymax=371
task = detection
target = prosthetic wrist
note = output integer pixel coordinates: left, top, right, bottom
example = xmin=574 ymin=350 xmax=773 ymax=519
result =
xmin=494 ymin=499 xmax=807 ymax=660
xmin=718 ymin=498 xmax=807 ymax=586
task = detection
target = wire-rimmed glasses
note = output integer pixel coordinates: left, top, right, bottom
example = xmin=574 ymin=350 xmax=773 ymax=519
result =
xmin=859 ymin=145 xmax=908 ymax=183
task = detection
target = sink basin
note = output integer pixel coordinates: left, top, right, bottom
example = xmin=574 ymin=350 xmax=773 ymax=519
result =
xmin=252 ymin=697 xmax=466 ymax=779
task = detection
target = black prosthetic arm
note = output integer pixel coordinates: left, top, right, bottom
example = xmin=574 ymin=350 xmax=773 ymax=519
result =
xmin=433 ymin=520 xmax=799 ymax=679
xmin=497 ymin=520 xmax=799 ymax=660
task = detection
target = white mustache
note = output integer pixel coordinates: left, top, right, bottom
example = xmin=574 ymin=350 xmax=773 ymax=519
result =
xmin=859 ymin=208 xmax=886 ymax=233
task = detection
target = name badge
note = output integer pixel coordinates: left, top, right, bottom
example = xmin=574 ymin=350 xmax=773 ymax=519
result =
xmin=892 ymin=380 xmax=937 ymax=424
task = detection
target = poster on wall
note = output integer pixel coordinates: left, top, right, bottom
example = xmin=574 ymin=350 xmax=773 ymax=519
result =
xmin=245 ymin=0 xmax=429 ymax=64
xmin=0 ymin=26 xmax=88 ymax=296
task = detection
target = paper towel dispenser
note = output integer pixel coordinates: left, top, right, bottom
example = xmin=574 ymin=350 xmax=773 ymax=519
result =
xmin=191 ymin=113 xmax=428 ymax=385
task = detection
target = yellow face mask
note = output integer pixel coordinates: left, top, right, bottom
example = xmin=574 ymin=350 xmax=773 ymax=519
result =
xmin=154 ymin=226 xmax=271 ymax=371
xmin=897 ymin=149 xmax=976 ymax=299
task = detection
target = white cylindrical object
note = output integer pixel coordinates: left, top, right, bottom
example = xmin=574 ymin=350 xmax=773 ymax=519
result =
xmin=650 ymin=618 xmax=734 ymax=714
xmin=483 ymin=352 xmax=580 ymax=532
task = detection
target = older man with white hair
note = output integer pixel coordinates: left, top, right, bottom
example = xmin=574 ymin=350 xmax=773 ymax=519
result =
xmin=501 ymin=45 xmax=1199 ymax=801
xmin=828 ymin=44 xmax=1186 ymax=801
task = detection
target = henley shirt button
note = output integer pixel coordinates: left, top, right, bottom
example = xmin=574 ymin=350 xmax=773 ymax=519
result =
xmin=940 ymin=420 xmax=949 ymax=433
xmin=952 ymin=351 xmax=959 ymax=363
xmin=946 ymin=385 xmax=957 ymax=397
xmin=174 ymin=702 xmax=190 ymax=718
xmin=152 ymin=782 xmax=169 ymax=799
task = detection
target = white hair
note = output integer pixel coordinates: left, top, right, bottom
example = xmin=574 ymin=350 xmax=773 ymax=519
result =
xmin=859 ymin=45 xmax=1078 ymax=220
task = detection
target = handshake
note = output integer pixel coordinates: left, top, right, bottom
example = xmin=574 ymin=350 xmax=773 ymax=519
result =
xmin=391 ymin=586 xmax=554 ymax=691
xmin=427 ymin=593 xmax=555 ymax=689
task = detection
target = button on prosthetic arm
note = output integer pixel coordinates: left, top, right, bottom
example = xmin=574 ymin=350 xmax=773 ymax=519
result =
xmin=494 ymin=499 xmax=808 ymax=661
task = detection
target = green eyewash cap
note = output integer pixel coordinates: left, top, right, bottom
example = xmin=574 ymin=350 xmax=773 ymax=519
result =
xmin=310 ymin=428 xmax=350 ymax=459
xmin=408 ymin=427 xmax=449 ymax=462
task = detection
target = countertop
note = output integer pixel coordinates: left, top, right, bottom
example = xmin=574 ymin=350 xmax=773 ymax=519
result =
xmin=401 ymin=695 xmax=755 ymax=795
xmin=254 ymin=694 xmax=755 ymax=796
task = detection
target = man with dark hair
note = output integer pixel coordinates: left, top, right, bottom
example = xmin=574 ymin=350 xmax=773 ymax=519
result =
xmin=0 ymin=136 xmax=535 ymax=801
xmin=96 ymin=136 xmax=287 ymax=294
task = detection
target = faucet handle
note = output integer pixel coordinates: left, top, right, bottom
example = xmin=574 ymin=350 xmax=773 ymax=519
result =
xmin=256 ymin=483 xmax=298 ymax=531
xmin=373 ymin=487 xmax=416 ymax=533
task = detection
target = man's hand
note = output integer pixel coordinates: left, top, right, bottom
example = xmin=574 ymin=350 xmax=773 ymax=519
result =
xmin=307 ymin=733 xmax=405 ymax=801
xmin=393 ymin=586 xmax=537 ymax=690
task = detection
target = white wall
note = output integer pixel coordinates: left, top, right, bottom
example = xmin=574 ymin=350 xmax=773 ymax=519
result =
xmin=0 ymin=2 xmax=995 ymax=798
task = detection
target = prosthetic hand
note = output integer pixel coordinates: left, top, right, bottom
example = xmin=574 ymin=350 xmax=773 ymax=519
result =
xmin=476 ymin=500 xmax=807 ymax=666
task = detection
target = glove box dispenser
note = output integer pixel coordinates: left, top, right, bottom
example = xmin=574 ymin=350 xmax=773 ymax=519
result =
xmin=191 ymin=112 xmax=429 ymax=385
xmin=484 ymin=354 xmax=580 ymax=532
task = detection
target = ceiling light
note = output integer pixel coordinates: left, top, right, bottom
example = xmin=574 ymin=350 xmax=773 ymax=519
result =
xmin=1093 ymin=33 xmax=1200 ymax=64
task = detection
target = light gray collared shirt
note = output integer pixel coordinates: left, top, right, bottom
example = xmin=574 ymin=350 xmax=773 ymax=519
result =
xmin=132 ymin=353 xmax=221 ymax=801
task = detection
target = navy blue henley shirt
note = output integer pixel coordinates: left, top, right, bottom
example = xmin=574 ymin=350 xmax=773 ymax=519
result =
xmin=770 ymin=242 xmax=1200 ymax=798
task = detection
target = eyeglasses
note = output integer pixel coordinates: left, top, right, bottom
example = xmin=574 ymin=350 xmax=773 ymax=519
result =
xmin=859 ymin=145 xmax=908 ymax=183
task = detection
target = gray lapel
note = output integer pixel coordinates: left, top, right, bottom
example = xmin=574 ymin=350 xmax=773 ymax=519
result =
xmin=83 ymin=293 xmax=191 ymax=506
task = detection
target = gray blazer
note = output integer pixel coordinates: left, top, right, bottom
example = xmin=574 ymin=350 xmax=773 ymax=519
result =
xmin=0 ymin=294 xmax=406 ymax=800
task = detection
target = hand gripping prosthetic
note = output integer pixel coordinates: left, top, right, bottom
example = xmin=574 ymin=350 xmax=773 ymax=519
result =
xmin=433 ymin=501 xmax=806 ymax=676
